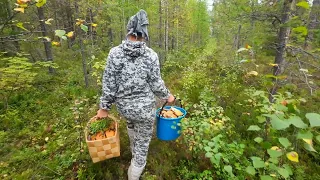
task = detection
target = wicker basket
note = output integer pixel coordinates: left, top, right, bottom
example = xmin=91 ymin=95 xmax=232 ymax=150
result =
xmin=84 ymin=115 xmax=120 ymax=163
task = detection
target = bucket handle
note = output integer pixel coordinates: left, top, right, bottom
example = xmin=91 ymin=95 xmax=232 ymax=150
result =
xmin=159 ymin=97 xmax=183 ymax=116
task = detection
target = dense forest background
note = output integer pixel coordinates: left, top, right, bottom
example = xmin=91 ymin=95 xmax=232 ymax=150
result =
xmin=0 ymin=0 xmax=319 ymax=179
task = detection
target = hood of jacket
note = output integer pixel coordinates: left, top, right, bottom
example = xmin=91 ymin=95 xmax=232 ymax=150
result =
xmin=121 ymin=40 xmax=146 ymax=59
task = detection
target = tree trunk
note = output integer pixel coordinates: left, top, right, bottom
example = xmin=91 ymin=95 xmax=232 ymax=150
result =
xmin=233 ymin=25 xmax=241 ymax=49
xmin=272 ymin=0 xmax=293 ymax=78
xmin=62 ymin=4 xmax=71 ymax=49
xmin=37 ymin=6 xmax=55 ymax=74
xmin=171 ymin=0 xmax=176 ymax=50
xmin=66 ymin=0 xmax=74 ymax=47
xmin=0 ymin=42 xmax=5 ymax=54
xmin=165 ymin=0 xmax=169 ymax=57
xmin=87 ymin=8 xmax=95 ymax=74
xmin=158 ymin=0 xmax=164 ymax=62
xmin=250 ymin=0 xmax=256 ymax=47
xmin=159 ymin=0 xmax=163 ymax=48
xmin=53 ymin=1 xmax=59 ymax=30
xmin=6 ymin=0 xmax=20 ymax=53
xmin=197 ymin=1 xmax=201 ymax=46
xmin=75 ymin=2 xmax=89 ymax=88
xmin=66 ymin=0 xmax=74 ymax=32
xmin=304 ymin=0 xmax=320 ymax=49
xmin=107 ymin=15 xmax=113 ymax=46
xmin=270 ymin=0 xmax=293 ymax=99
xmin=175 ymin=1 xmax=179 ymax=51
xmin=1 ymin=1 xmax=8 ymax=53
xmin=120 ymin=0 xmax=125 ymax=42
xmin=265 ymin=0 xmax=293 ymax=161
xmin=89 ymin=8 xmax=97 ymax=44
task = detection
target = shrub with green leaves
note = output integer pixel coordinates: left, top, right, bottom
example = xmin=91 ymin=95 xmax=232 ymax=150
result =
xmin=244 ymin=89 xmax=320 ymax=179
xmin=180 ymin=87 xmax=320 ymax=179
xmin=180 ymin=97 xmax=250 ymax=179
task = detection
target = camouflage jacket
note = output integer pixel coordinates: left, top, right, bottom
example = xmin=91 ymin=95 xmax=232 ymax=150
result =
xmin=99 ymin=40 xmax=171 ymax=111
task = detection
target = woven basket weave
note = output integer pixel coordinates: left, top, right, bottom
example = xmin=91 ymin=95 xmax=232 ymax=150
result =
xmin=85 ymin=115 xmax=120 ymax=163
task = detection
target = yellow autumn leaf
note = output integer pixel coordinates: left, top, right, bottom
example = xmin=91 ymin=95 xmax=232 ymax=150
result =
xmin=269 ymin=63 xmax=278 ymax=67
xmin=45 ymin=18 xmax=54 ymax=25
xmin=247 ymin=71 xmax=258 ymax=76
xmin=20 ymin=0 xmax=31 ymax=3
xmin=16 ymin=22 xmax=29 ymax=31
xmin=76 ymin=19 xmax=85 ymax=26
xmin=245 ymin=44 xmax=252 ymax=49
xmin=66 ymin=31 xmax=74 ymax=38
xmin=271 ymin=146 xmax=281 ymax=151
xmin=286 ymin=151 xmax=299 ymax=162
xmin=17 ymin=0 xmax=30 ymax=4
xmin=92 ymin=23 xmax=98 ymax=27
xmin=303 ymin=139 xmax=312 ymax=145
xmin=14 ymin=8 xmax=24 ymax=13
xmin=19 ymin=4 xmax=28 ymax=8
xmin=52 ymin=41 xmax=60 ymax=46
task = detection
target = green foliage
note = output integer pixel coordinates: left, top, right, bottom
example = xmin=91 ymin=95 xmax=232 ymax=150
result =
xmin=245 ymin=165 xmax=256 ymax=175
xmin=293 ymin=26 xmax=308 ymax=36
xmin=88 ymin=118 xmax=113 ymax=135
xmin=254 ymin=137 xmax=263 ymax=143
xmin=91 ymin=58 xmax=106 ymax=86
xmin=0 ymin=109 xmax=23 ymax=130
xmin=248 ymin=125 xmax=261 ymax=131
xmin=176 ymin=160 xmax=214 ymax=180
xmin=55 ymin=30 xmax=66 ymax=38
xmin=278 ymin=137 xmax=292 ymax=148
xmin=243 ymin=89 xmax=319 ymax=179
xmin=0 ymin=56 xmax=36 ymax=91
xmin=16 ymin=22 xmax=28 ymax=31
xmin=306 ymin=113 xmax=320 ymax=127
xmin=80 ymin=24 xmax=88 ymax=32
xmin=180 ymin=95 xmax=250 ymax=179
xmin=292 ymin=26 xmax=308 ymax=43
xmin=36 ymin=0 xmax=47 ymax=8
xmin=0 ymin=56 xmax=39 ymax=109
xmin=296 ymin=1 xmax=310 ymax=9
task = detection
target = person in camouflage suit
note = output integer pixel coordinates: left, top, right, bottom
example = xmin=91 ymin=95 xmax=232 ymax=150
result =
xmin=96 ymin=10 xmax=175 ymax=180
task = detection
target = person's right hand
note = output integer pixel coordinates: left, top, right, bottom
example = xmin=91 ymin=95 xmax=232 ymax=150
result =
xmin=95 ymin=109 xmax=109 ymax=119
xmin=167 ymin=94 xmax=175 ymax=104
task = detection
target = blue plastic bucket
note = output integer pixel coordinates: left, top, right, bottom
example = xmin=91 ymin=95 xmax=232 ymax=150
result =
xmin=156 ymin=106 xmax=187 ymax=141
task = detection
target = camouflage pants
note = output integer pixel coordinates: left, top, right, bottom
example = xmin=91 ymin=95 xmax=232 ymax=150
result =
xmin=116 ymin=99 xmax=156 ymax=168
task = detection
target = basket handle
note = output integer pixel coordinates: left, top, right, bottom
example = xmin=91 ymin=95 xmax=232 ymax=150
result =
xmin=159 ymin=97 xmax=183 ymax=116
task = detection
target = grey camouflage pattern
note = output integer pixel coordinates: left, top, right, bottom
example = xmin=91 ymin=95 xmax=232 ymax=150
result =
xmin=126 ymin=113 xmax=155 ymax=167
xmin=99 ymin=39 xmax=171 ymax=111
xmin=126 ymin=9 xmax=149 ymax=40
xmin=99 ymin=39 xmax=171 ymax=167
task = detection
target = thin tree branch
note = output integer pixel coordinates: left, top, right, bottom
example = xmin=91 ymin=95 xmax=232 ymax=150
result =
xmin=296 ymin=57 xmax=315 ymax=95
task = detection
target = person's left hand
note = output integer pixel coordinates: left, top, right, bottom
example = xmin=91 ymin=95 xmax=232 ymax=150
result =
xmin=167 ymin=94 xmax=175 ymax=104
xmin=95 ymin=109 xmax=109 ymax=119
